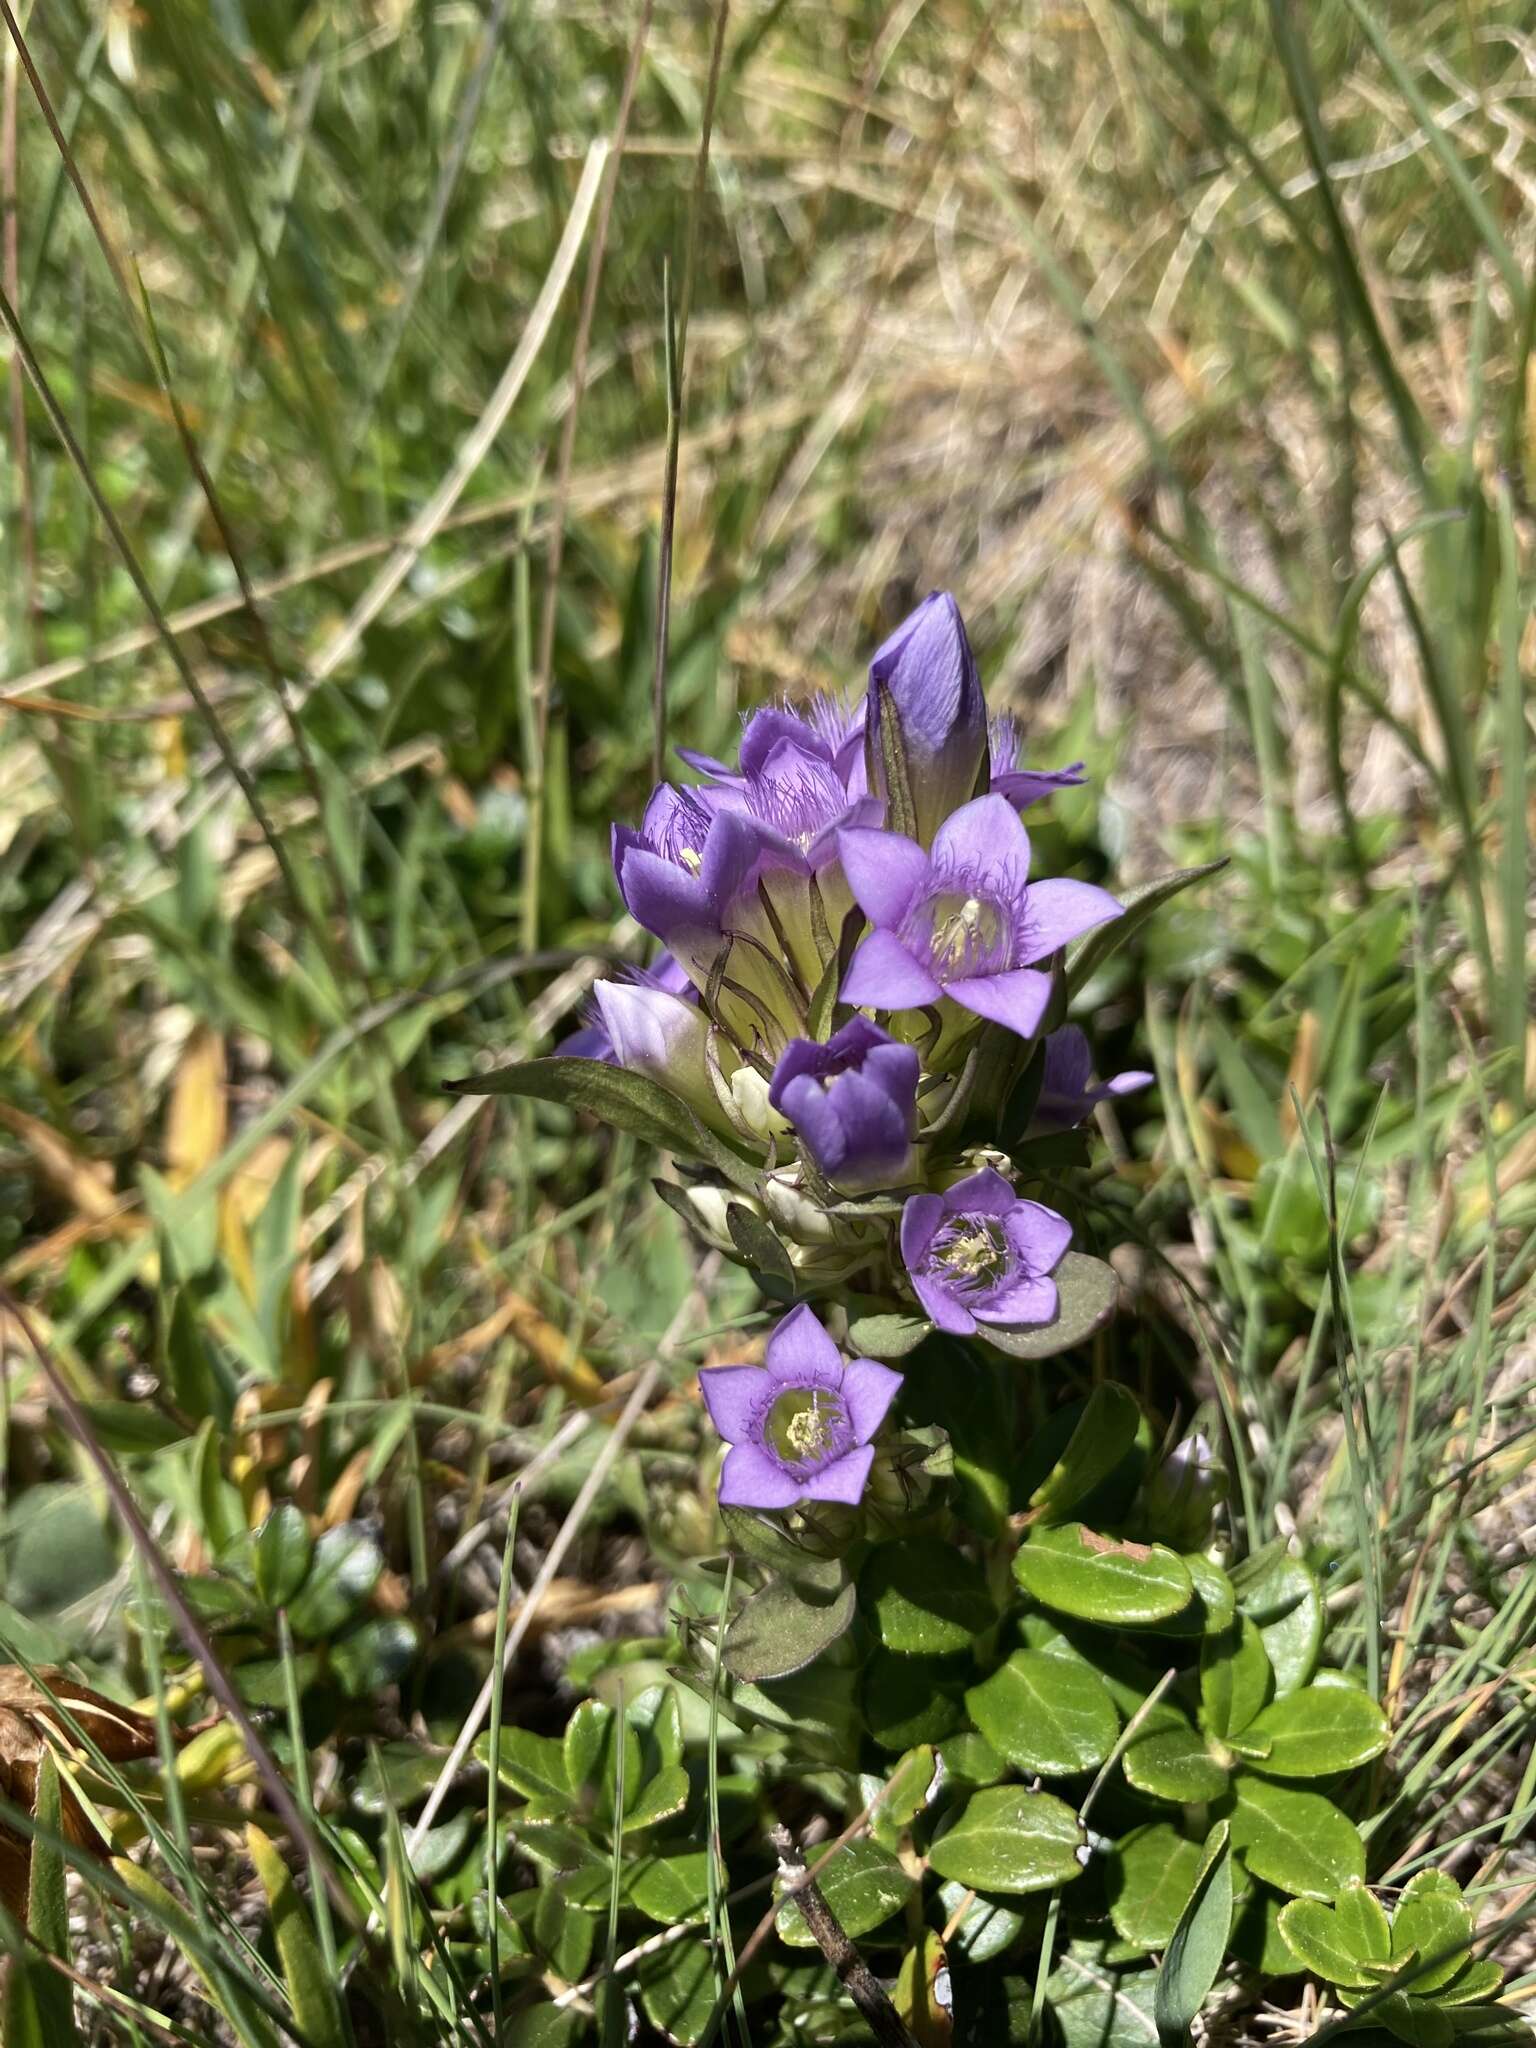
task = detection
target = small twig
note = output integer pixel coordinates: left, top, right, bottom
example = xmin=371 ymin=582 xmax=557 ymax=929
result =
xmin=768 ymin=1823 xmax=921 ymax=2048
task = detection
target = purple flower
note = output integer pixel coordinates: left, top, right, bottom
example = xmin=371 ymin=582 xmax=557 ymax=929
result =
xmin=987 ymin=713 xmax=1087 ymax=812
xmin=699 ymin=1305 xmax=902 ymax=1509
xmin=837 ymin=793 xmax=1123 ymax=1041
xmin=589 ymin=976 xmax=714 ymax=1107
xmin=900 ymin=1167 xmax=1073 ymax=1335
xmin=866 ymin=592 xmax=988 ymax=843
xmin=679 ymin=691 xmax=866 ymax=801
xmin=561 ymin=953 xmax=694 ymax=1063
xmin=611 ymin=784 xmax=767 ymax=948
xmin=768 ymin=1018 xmax=920 ymax=1193
xmin=1034 ymin=1025 xmax=1153 ymax=1129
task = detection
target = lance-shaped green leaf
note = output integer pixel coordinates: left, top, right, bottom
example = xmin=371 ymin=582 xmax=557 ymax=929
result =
xmin=927 ymin=1786 xmax=1086 ymax=1894
xmin=1200 ymin=1617 xmax=1273 ymax=1740
xmin=1014 ymin=1523 xmax=1193 ymax=1625
xmin=445 ymin=1056 xmax=764 ymax=1191
xmin=1067 ymin=859 xmax=1229 ymax=997
xmin=1244 ymin=1685 xmax=1390 ymax=1778
xmin=1024 ymin=1382 xmax=1142 ymax=1525
xmin=248 ymin=1824 xmax=346 ymax=2048
xmin=1155 ymin=1819 xmax=1233 ymax=2047
xmin=965 ymin=1649 xmax=1119 ymax=1776
xmin=979 ymin=1253 xmax=1120 ymax=1360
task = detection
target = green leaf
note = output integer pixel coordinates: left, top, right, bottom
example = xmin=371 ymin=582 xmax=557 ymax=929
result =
xmin=286 ymin=1523 xmax=383 ymax=1638
xmin=1014 ymin=1523 xmax=1193 ymax=1626
xmin=636 ymin=1919 xmax=716 ymax=2043
xmin=1375 ymin=1992 xmax=1456 ymax=2048
xmin=1435 ymin=1959 xmax=1505 ymax=2006
xmin=965 ymin=1649 xmax=1119 ymax=1776
xmin=1232 ymin=1548 xmax=1322 ymax=1695
xmin=1278 ymin=1882 xmax=1390 ymax=1988
xmin=1025 ymin=1383 xmax=1142 ymax=1524
xmin=621 ymin=1764 xmax=691 ymax=1833
xmin=564 ymin=1700 xmax=640 ymax=1827
xmin=979 ymin=1253 xmax=1120 ymax=1360
xmin=1228 ymin=1778 xmax=1366 ymax=1900
xmin=1122 ymin=1712 xmax=1232 ymax=1805
xmin=1049 ymin=1945 xmax=1160 ymax=2048
xmin=1158 ymin=1553 xmax=1236 ymax=1638
xmin=861 ymin=1539 xmax=996 ymax=1655
xmin=939 ymin=1881 xmax=1025 ymax=1964
xmin=774 ymin=1839 xmax=915 ymax=1948
xmin=1200 ymin=1618 xmax=1273 ymax=1739
xmin=1155 ymin=1819 xmax=1233 ymax=2047
xmin=253 ymin=1503 xmax=313 ymax=1609
xmin=1108 ymin=1823 xmax=1206 ymax=1952
xmin=724 ymin=1570 xmax=856 ymax=1683
xmin=248 ymin=1824 xmax=346 ymax=2048
xmin=1066 ymin=860 xmax=1229 ymax=997
xmin=444 ymin=1056 xmax=763 ymax=1191
xmin=1 ymin=1755 xmax=78 ymax=2047
xmin=846 ymin=1310 xmax=931 ymax=1359
xmin=1245 ymin=1686 xmax=1390 ymax=1778
xmin=1392 ymin=1870 xmax=1475 ymax=1994
xmin=626 ymin=1852 xmax=711 ymax=1927
xmin=725 ymin=1202 xmax=795 ymax=1292
xmin=533 ymin=1885 xmax=596 ymax=1982
xmin=863 ymin=1649 xmax=965 ymax=1751
xmin=480 ymin=1726 xmax=570 ymax=1803
xmin=927 ymin=1786 xmax=1086 ymax=1894
xmin=329 ymin=1617 xmax=419 ymax=1698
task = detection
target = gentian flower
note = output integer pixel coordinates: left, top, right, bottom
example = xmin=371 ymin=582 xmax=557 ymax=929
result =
xmin=987 ymin=713 xmax=1087 ymax=812
xmin=679 ymin=692 xmax=867 ymax=808
xmin=900 ymin=1167 xmax=1072 ymax=1335
xmin=837 ymin=793 xmax=1122 ymax=1040
xmin=768 ymin=1018 xmax=919 ymax=1193
xmin=866 ymin=592 xmax=988 ymax=844
xmin=699 ymin=1304 xmax=902 ymax=1508
xmin=589 ymin=977 xmax=715 ymax=1108
xmin=1034 ymin=1025 xmax=1153 ymax=1129
xmin=561 ymin=953 xmax=694 ymax=1063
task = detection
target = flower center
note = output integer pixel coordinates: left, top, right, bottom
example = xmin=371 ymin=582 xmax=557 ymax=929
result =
xmin=747 ymin=754 xmax=848 ymax=851
xmin=906 ymin=884 xmax=1015 ymax=982
xmin=764 ymin=1386 xmax=848 ymax=1471
xmin=934 ymin=1214 xmax=1011 ymax=1293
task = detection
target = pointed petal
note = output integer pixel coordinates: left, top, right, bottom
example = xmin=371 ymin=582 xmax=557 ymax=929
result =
xmin=718 ymin=1442 xmax=801 ymax=1509
xmin=840 ymin=1359 xmax=903 ymax=1443
xmin=945 ymin=967 xmax=1052 ymax=1039
xmin=842 ymin=929 xmax=942 ymax=1011
xmin=908 ymin=1266 xmax=976 ymax=1335
xmin=798 ymin=1444 xmax=875 ymax=1506
xmin=932 ymin=793 xmax=1032 ymax=892
xmin=835 ymin=826 xmax=931 ymax=928
xmin=899 ymin=1193 xmax=945 ymax=1274
xmin=697 ymin=1365 xmax=767 ymax=1445
xmin=977 ymin=1275 xmax=1059 ymax=1328
xmin=942 ymin=1167 xmax=1017 ymax=1217
xmin=1017 ymin=878 xmax=1122 ymax=963
xmin=764 ymin=1304 xmax=842 ymax=1386
xmin=1004 ymin=1200 xmax=1074 ymax=1275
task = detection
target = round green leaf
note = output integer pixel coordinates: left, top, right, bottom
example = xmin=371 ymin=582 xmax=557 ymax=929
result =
xmin=937 ymin=1881 xmax=1025 ymax=1964
xmin=1229 ymin=1778 xmax=1366 ymax=1900
xmin=1107 ymin=1823 xmax=1205 ymax=1951
xmin=863 ymin=1650 xmax=965 ymax=1751
xmin=1122 ymin=1713 xmax=1231 ymax=1805
xmin=927 ymin=1786 xmax=1086 ymax=1894
xmin=1391 ymin=1871 xmax=1474 ymax=1993
xmin=724 ymin=1573 xmax=856 ymax=1683
xmin=1245 ymin=1686 xmax=1390 ymax=1778
xmin=1200 ymin=1617 xmax=1273 ymax=1740
xmin=861 ymin=1540 xmax=995 ymax=1655
xmin=286 ymin=1523 xmax=383 ymax=1639
xmin=965 ymin=1649 xmax=1119 ymax=1776
xmin=1279 ymin=1898 xmax=1383 ymax=1988
xmin=1157 ymin=1553 xmax=1236 ymax=1637
xmin=254 ymin=1503 xmax=313 ymax=1610
xmin=846 ymin=1311 xmax=930 ymax=1358
xmin=774 ymin=1840 xmax=915 ymax=1948
xmin=979 ymin=1253 xmax=1119 ymax=1360
xmin=1014 ymin=1523 xmax=1193 ymax=1626
xmin=627 ymin=1852 xmax=711 ymax=1927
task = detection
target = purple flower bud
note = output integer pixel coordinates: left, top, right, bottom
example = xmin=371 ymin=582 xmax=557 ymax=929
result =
xmin=987 ymin=713 xmax=1088 ymax=812
xmin=1034 ymin=1026 xmax=1153 ymax=1130
xmin=866 ymin=592 xmax=989 ymax=844
xmin=837 ymin=794 xmax=1123 ymax=1041
xmin=768 ymin=1018 xmax=920 ymax=1193
xmin=699 ymin=1304 xmax=902 ymax=1509
xmin=1146 ymin=1432 xmax=1225 ymax=1548
xmin=591 ymin=978 xmax=714 ymax=1105
xmin=900 ymin=1167 xmax=1073 ymax=1335
xmin=560 ymin=953 xmax=694 ymax=1063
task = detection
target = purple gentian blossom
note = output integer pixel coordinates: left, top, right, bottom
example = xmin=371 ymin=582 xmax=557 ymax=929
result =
xmin=700 ymin=1305 xmax=902 ymax=1509
xmin=837 ymin=793 xmax=1123 ymax=1041
xmin=611 ymin=784 xmax=766 ymax=949
xmin=866 ymin=592 xmax=988 ymax=844
xmin=561 ymin=953 xmax=694 ymax=1063
xmin=900 ymin=1167 xmax=1073 ymax=1335
xmin=1034 ymin=1025 xmax=1153 ymax=1129
xmin=987 ymin=713 xmax=1087 ymax=812
xmin=679 ymin=692 xmax=866 ymax=806
xmin=768 ymin=1018 xmax=920 ymax=1193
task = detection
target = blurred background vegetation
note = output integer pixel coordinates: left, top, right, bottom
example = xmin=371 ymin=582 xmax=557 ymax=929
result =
xmin=0 ymin=0 xmax=1532 ymax=2040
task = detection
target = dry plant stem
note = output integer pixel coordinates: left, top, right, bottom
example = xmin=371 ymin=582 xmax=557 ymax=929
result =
xmin=768 ymin=1822 xmax=921 ymax=2048
xmin=0 ymin=1288 xmax=358 ymax=1930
